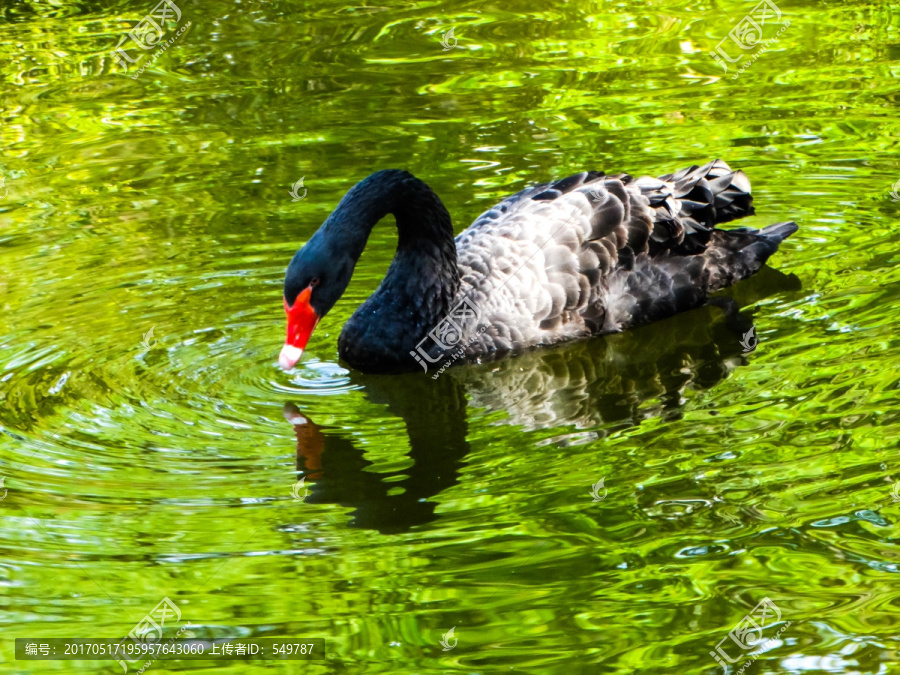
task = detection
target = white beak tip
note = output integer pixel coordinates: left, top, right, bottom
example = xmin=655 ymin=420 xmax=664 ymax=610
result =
xmin=279 ymin=344 xmax=303 ymax=370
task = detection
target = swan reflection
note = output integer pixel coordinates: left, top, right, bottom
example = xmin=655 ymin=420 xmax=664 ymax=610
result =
xmin=285 ymin=267 xmax=800 ymax=533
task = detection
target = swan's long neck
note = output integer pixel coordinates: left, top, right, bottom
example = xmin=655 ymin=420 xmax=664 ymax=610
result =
xmin=324 ymin=170 xmax=459 ymax=321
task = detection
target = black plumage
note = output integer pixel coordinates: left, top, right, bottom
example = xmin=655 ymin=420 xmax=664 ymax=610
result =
xmin=283 ymin=161 xmax=797 ymax=374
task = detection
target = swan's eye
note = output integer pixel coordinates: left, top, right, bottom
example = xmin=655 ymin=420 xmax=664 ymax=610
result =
xmin=310 ymin=278 xmax=320 ymax=288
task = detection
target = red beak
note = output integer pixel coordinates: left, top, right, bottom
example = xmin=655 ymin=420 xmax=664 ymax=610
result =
xmin=280 ymin=286 xmax=320 ymax=370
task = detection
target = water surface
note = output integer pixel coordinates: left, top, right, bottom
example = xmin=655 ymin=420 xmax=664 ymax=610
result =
xmin=2 ymin=0 xmax=899 ymax=672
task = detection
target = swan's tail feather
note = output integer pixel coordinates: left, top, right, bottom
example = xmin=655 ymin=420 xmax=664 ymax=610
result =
xmin=701 ymin=221 xmax=799 ymax=293
xmin=759 ymin=221 xmax=799 ymax=243
xmin=605 ymin=220 xmax=798 ymax=332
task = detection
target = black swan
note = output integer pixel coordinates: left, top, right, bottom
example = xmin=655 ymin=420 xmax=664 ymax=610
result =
xmin=280 ymin=160 xmax=797 ymax=374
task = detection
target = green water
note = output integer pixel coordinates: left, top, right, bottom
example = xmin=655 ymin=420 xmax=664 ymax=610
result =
xmin=2 ymin=0 xmax=899 ymax=673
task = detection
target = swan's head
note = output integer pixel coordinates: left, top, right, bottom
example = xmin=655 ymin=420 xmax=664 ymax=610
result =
xmin=280 ymin=231 xmax=353 ymax=370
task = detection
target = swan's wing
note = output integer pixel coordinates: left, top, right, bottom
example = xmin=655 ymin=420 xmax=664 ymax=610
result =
xmin=453 ymin=161 xmax=755 ymax=355
xmin=454 ymin=171 xmax=632 ymax=353
xmin=635 ymin=159 xmax=753 ymax=255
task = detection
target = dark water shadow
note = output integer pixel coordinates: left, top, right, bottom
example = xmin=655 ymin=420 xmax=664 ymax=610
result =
xmin=285 ymin=267 xmax=801 ymax=533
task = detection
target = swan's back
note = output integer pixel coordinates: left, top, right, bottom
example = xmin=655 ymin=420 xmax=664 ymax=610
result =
xmin=453 ymin=160 xmax=796 ymax=359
